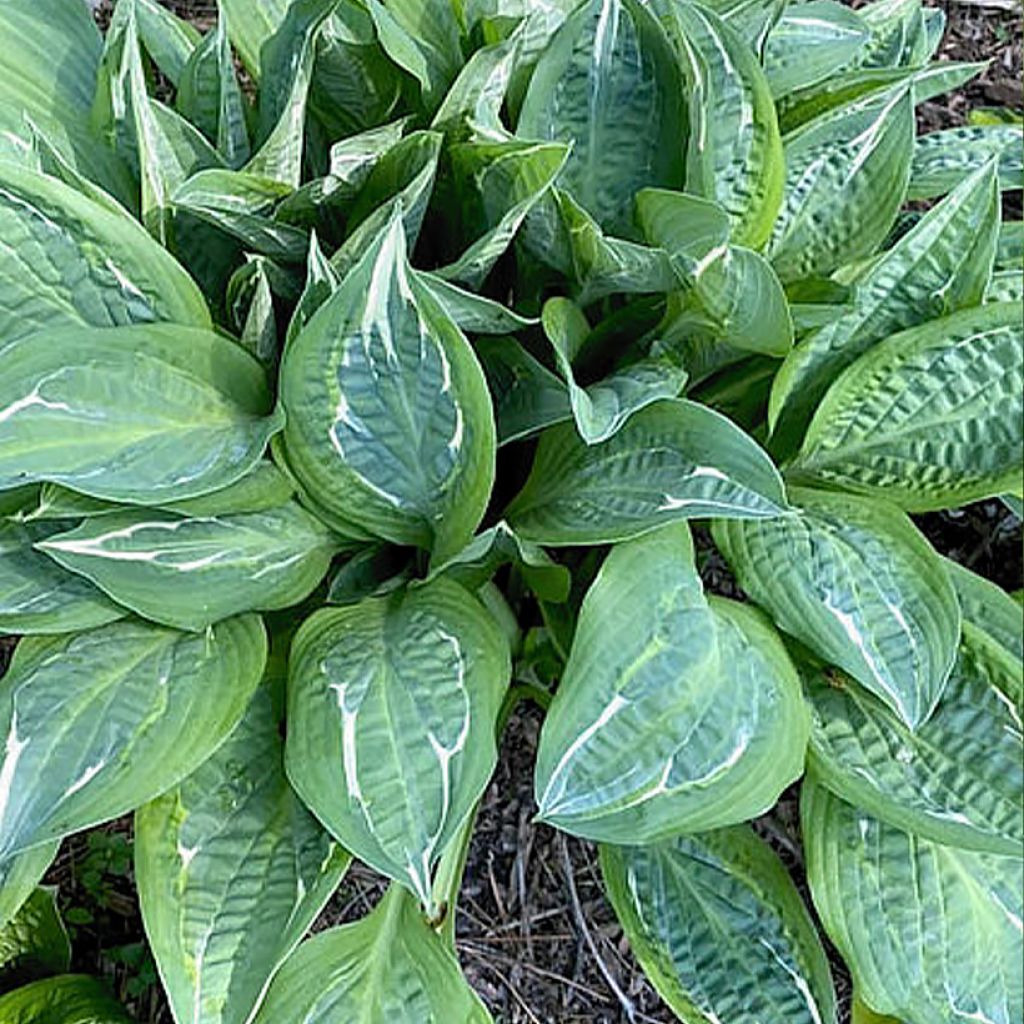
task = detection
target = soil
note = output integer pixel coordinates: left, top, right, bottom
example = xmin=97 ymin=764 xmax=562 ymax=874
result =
xmin=2 ymin=2 xmax=1022 ymax=1022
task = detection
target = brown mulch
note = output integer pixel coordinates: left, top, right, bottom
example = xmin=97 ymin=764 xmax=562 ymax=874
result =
xmin=2 ymin=2 xmax=1021 ymax=1023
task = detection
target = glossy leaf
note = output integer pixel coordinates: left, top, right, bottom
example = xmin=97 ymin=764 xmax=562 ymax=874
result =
xmin=535 ymin=524 xmax=808 ymax=841
xmin=280 ymin=213 xmax=495 ymax=558
xmin=763 ymin=1 xmax=870 ymax=99
xmin=804 ymin=623 xmax=1023 ymax=855
xmin=793 ymin=302 xmax=1024 ymax=511
xmin=136 ymin=682 xmax=350 ymax=1024
xmin=251 ymin=886 xmax=492 ymax=1024
xmin=908 ymin=126 xmax=1024 ymax=200
xmin=769 ymin=87 xmax=914 ymax=282
xmin=0 ymin=975 xmax=133 ymax=1023
xmin=0 ymin=161 xmax=209 ymax=349
xmin=769 ymin=160 xmax=1000 ymax=453
xmin=803 ymin=779 xmax=1023 ymax=1024
xmin=0 ymin=519 xmax=126 ymax=635
xmin=543 ymin=298 xmax=689 ymax=444
xmin=668 ymin=1 xmax=784 ymax=248
xmin=601 ymin=827 xmax=835 ymax=1024
xmin=0 ymin=323 xmax=283 ymax=506
xmin=714 ymin=488 xmax=960 ymax=729
xmin=0 ymin=887 xmax=70 ymax=980
xmin=39 ymin=503 xmax=337 ymax=632
xmin=286 ymin=579 xmax=510 ymax=904
xmin=517 ymin=0 xmax=685 ymax=237
xmin=507 ymin=399 xmax=788 ymax=545
xmin=0 ymin=615 xmax=267 ymax=860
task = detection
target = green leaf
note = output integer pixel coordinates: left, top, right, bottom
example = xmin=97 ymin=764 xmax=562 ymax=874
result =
xmin=245 ymin=0 xmax=334 ymax=187
xmin=439 ymin=138 xmax=569 ymax=289
xmin=769 ymin=87 xmax=914 ymax=282
xmin=542 ymin=298 xmax=688 ymax=444
xmin=171 ymin=170 xmax=308 ymax=262
xmin=908 ymin=126 xmax=1024 ymax=200
xmin=792 ymin=302 xmax=1024 ymax=511
xmin=0 ymin=519 xmax=126 ymax=635
xmin=635 ymin=188 xmax=731 ymax=272
xmin=286 ymin=579 xmax=510 ymax=905
xmin=804 ymin=623 xmax=1023 ymax=855
xmin=852 ymin=996 xmax=903 ymax=1024
xmin=38 ymin=502 xmax=337 ymax=632
xmin=714 ymin=488 xmax=960 ymax=729
xmin=251 ymin=885 xmax=493 ymax=1024
xmin=802 ymin=778 xmax=1023 ymax=1024
xmin=29 ymin=462 xmax=295 ymax=523
xmin=0 ymin=888 xmax=71 ymax=981
xmin=177 ymin=15 xmax=252 ymax=168
xmin=0 ymin=615 xmax=267 ymax=860
xmin=418 ymin=274 xmax=538 ymax=335
xmin=600 ymin=826 xmax=835 ymax=1024
xmin=943 ymin=557 xmax=1023 ymax=663
xmin=135 ymin=0 xmax=201 ymax=87
xmin=474 ymin=338 xmax=573 ymax=446
xmin=517 ymin=0 xmax=685 ymax=238
xmin=136 ymin=681 xmax=351 ymax=1024
xmin=280 ymin=213 xmax=495 ymax=558
xmin=996 ymin=220 xmax=1023 ymax=271
xmin=0 ymin=843 xmax=59 ymax=931
xmin=535 ymin=523 xmax=808 ymax=841
xmin=423 ymin=521 xmax=571 ymax=603
xmin=0 ymin=975 xmax=133 ymax=1023
xmin=327 ymin=545 xmax=415 ymax=606
xmin=763 ymin=1 xmax=870 ymax=99
xmin=769 ymin=160 xmax=1000 ymax=454
xmin=986 ymin=270 xmax=1024 ymax=305
xmin=0 ymin=323 xmax=283 ymax=506
xmin=0 ymin=161 xmax=209 ymax=349
xmin=507 ymin=399 xmax=788 ymax=546
xmin=220 ymin=0 xmax=290 ymax=77
xmin=667 ymin=1 xmax=784 ymax=249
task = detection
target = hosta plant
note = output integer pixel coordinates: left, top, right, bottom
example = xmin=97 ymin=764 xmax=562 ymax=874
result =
xmin=0 ymin=0 xmax=1021 ymax=1021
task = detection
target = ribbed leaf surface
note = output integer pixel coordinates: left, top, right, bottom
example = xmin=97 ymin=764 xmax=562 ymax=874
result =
xmin=0 ymin=323 xmax=283 ymax=505
xmin=804 ymin=623 xmax=1023 ymax=855
xmin=601 ymin=827 xmax=835 ymax=1024
xmin=803 ymin=780 xmax=1023 ymax=1024
xmin=507 ymin=399 xmax=788 ymax=545
xmin=714 ymin=488 xmax=960 ymax=728
xmin=286 ymin=580 xmax=509 ymax=904
xmin=535 ymin=524 xmax=808 ymax=842
xmin=794 ymin=302 xmax=1024 ymax=510
xmin=0 ymin=616 xmax=266 ymax=859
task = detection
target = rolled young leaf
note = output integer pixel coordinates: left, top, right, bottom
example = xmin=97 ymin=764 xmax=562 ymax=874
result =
xmin=803 ymin=623 xmax=1023 ymax=855
xmin=714 ymin=488 xmax=960 ymax=729
xmin=600 ymin=827 xmax=836 ymax=1024
xmin=792 ymin=302 xmax=1024 ymax=511
xmin=0 ymin=615 xmax=267 ymax=860
xmin=286 ymin=579 xmax=510 ymax=905
xmin=0 ymin=323 xmax=284 ymax=506
xmin=251 ymin=885 xmax=492 ymax=1024
xmin=802 ymin=779 xmax=1023 ymax=1024
xmin=665 ymin=1 xmax=784 ymax=249
xmin=136 ymin=680 xmax=351 ymax=1024
xmin=38 ymin=502 xmax=338 ymax=632
xmin=279 ymin=211 xmax=495 ymax=559
xmin=507 ymin=399 xmax=788 ymax=545
xmin=534 ymin=523 xmax=809 ymax=842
